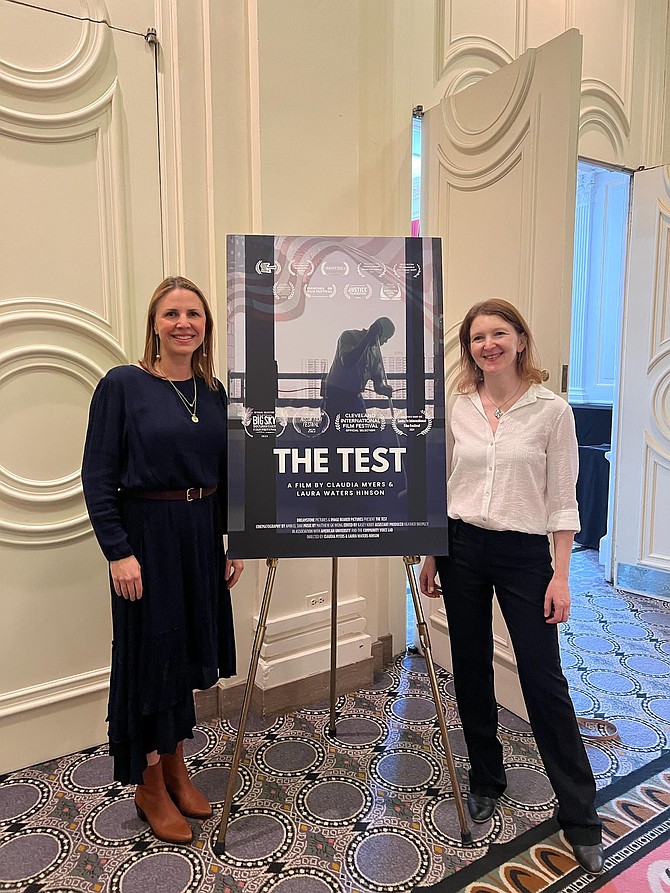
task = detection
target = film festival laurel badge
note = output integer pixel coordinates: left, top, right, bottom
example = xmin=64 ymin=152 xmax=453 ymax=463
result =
xmin=241 ymin=408 xmax=288 ymax=438
xmin=292 ymin=409 xmax=330 ymax=438
xmin=390 ymin=411 xmax=433 ymax=437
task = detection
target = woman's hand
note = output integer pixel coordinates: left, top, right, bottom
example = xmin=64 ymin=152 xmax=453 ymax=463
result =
xmin=225 ymin=559 xmax=244 ymax=589
xmin=110 ymin=555 xmax=143 ymax=601
xmin=544 ymin=574 xmax=570 ymax=624
xmin=419 ymin=556 xmax=442 ymax=598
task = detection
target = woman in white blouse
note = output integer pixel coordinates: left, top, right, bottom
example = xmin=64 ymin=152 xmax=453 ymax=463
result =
xmin=420 ymin=299 xmax=603 ymax=875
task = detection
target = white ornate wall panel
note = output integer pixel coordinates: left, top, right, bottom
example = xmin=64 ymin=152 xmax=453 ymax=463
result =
xmin=257 ymin=0 xmax=361 ymax=236
xmin=615 ymin=166 xmax=670 ymax=599
xmin=0 ymin=0 xmax=161 ymax=773
xmin=422 ymin=30 xmax=582 ymax=713
xmin=434 ymin=0 xmax=669 ymax=169
xmin=423 ymin=30 xmax=581 ymax=388
xmin=642 ymin=438 xmax=670 ymax=569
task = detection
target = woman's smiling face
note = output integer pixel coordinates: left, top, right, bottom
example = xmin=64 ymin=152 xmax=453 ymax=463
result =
xmin=153 ymin=288 xmax=206 ymax=361
xmin=468 ymin=313 xmax=526 ymax=379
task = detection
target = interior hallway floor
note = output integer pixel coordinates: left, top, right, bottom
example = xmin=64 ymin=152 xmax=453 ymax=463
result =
xmin=1 ymin=548 xmax=669 ymax=892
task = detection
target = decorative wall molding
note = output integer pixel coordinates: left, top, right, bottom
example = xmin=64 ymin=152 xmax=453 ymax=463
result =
xmin=641 ymin=434 xmax=670 ymax=570
xmin=649 ymin=200 xmax=670 ymax=368
xmin=256 ymin=595 xmax=372 ymax=689
xmin=0 ymin=299 xmax=126 ymax=544
xmin=153 ymin=0 xmax=185 ymax=274
xmin=579 ymin=105 xmax=626 ymax=164
xmin=433 ymin=0 xmax=666 ymax=168
xmin=0 ymin=666 xmax=110 ymax=719
xmin=0 ymin=0 xmax=109 ymax=97
xmin=443 ymin=326 xmax=462 ymax=400
xmin=0 ymin=345 xmax=103 ymax=500
xmin=439 ymin=35 xmax=514 ymax=88
xmin=0 ymin=79 xmax=131 ymax=350
xmin=639 ymin=0 xmax=668 ymax=166
xmin=0 ymin=299 xmax=128 ymax=362
xmin=581 ymin=79 xmax=630 ymax=137
xmin=650 ymin=376 xmax=670 ymax=446
xmin=435 ymin=92 xmax=539 ymax=316
xmin=441 ymin=51 xmax=535 ymax=151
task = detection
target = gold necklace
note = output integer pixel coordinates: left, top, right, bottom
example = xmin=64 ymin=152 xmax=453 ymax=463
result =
xmin=165 ymin=375 xmax=199 ymax=423
xmin=481 ymin=382 xmax=523 ymax=419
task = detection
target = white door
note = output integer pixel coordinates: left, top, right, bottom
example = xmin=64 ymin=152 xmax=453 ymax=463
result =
xmin=421 ymin=30 xmax=582 ymax=718
xmin=0 ymin=0 xmax=162 ymax=772
xmin=613 ymin=166 xmax=670 ymax=600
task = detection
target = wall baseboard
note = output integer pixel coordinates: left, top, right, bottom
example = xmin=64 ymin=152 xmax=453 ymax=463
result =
xmin=372 ymin=633 xmax=393 ymax=672
xmin=195 ymin=634 xmax=394 ymax=721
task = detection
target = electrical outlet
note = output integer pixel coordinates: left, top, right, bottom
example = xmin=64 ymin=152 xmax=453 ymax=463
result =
xmin=306 ymin=593 xmax=327 ymax=608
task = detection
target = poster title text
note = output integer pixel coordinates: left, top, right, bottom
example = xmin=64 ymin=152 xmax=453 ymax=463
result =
xmin=273 ymin=447 xmax=406 ymax=474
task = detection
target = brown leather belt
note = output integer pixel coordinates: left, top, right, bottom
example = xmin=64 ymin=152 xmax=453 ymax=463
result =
xmin=124 ymin=486 xmax=217 ymax=502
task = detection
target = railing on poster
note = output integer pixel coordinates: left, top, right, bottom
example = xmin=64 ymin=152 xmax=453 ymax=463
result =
xmin=227 ymin=371 xmax=437 ymax=409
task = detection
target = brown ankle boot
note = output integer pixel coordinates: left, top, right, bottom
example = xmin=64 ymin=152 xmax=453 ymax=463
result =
xmin=135 ymin=760 xmax=193 ymax=844
xmin=162 ymin=742 xmax=213 ymax=819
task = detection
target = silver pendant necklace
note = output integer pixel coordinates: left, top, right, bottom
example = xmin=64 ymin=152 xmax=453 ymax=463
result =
xmin=165 ymin=375 xmax=199 ymax=423
xmin=482 ymin=382 xmax=523 ymax=419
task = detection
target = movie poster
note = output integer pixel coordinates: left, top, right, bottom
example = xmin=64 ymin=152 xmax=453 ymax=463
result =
xmin=226 ymin=234 xmax=448 ymax=559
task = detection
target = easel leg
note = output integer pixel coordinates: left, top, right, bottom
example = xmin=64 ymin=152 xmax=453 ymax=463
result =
xmin=328 ymin=557 xmax=338 ymax=736
xmin=213 ymin=558 xmax=279 ymax=856
xmin=404 ymin=556 xmax=472 ymax=845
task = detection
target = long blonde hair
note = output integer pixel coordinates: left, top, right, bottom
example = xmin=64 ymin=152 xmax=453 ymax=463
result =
xmin=140 ymin=276 xmax=217 ymax=390
xmin=457 ymin=298 xmax=543 ymax=393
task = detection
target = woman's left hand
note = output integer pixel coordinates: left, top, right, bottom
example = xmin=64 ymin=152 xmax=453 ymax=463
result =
xmin=225 ymin=558 xmax=244 ymax=589
xmin=544 ymin=575 xmax=571 ymax=624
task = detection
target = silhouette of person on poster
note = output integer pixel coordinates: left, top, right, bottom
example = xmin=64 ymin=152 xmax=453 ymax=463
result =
xmin=321 ymin=317 xmax=395 ymax=419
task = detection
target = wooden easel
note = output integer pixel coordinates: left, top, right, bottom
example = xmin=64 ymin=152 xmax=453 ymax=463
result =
xmin=212 ymin=555 xmax=472 ymax=855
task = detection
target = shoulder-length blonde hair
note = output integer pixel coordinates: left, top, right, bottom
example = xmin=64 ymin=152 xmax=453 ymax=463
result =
xmin=457 ymin=298 xmax=543 ymax=393
xmin=140 ymin=276 xmax=218 ymax=390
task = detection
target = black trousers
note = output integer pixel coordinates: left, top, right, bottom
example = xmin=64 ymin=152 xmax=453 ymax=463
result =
xmin=436 ymin=519 xmax=601 ymax=846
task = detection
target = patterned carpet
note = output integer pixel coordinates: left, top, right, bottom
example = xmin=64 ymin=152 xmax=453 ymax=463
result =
xmin=417 ymin=750 xmax=670 ymax=892
xmin=1 ymin=549 xmax=670 ymax=892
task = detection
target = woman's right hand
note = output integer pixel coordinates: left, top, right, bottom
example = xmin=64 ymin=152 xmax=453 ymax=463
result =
xmin=419 ymin=556 xmax=441 ymax=598
xmin=110 ymin=555 xmax=143 ymax=601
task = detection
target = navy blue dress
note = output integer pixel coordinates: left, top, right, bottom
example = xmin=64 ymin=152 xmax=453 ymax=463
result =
xmin=82 ymin=365 xmax=235 ymax=784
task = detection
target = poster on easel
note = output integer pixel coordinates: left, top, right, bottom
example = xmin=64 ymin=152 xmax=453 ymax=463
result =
xmin=226 ymin=234 xmax=448 ymax=559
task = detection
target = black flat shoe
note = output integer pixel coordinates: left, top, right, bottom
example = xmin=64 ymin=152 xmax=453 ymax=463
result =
xmin=467 ymin=792 xmax=498 ymax=823
xmin=572 ymin=843 xmax=604 ymax=874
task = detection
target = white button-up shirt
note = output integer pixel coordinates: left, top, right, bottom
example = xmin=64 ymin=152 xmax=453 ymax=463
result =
xmin=447 ymin=384 xmax=580 ymax=535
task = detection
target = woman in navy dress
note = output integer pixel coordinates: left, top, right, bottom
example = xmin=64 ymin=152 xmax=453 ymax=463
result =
xmin=82 ymin=276 xmax=243 ymax=844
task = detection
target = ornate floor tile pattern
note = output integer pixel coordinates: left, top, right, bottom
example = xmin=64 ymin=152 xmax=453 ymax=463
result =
xmin=1 ymin=549 xmax=670 ymax=892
